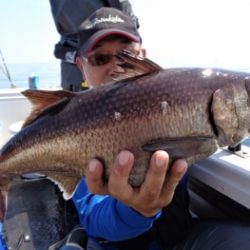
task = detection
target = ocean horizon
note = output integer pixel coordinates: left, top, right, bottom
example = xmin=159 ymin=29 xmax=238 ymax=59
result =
xmin=0 ymin=62 xmax=61 ymax=89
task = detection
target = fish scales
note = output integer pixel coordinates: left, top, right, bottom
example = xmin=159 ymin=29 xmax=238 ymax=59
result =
xmin=1 ymin=66 xmax=250 ymax=215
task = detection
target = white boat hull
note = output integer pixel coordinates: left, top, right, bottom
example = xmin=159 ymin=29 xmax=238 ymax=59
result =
xmin=0 ymin=88 xmax=31 ymax=147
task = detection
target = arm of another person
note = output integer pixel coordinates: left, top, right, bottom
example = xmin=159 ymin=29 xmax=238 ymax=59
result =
xmin=73 ymin=150 xmax=187 ymax=241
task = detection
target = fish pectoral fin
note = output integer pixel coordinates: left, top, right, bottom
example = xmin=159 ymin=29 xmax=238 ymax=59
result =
xmin=112 ymin=50 xmax=162 ymax=81
xmin=21 ymin=90 xmax=77 ymax=128
xmin=44 ymin=172 xmax=80 ymax=200
xmin=142 ymin=136 xmax=216 ymax=160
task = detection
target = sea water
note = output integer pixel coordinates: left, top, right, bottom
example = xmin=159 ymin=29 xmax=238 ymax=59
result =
xmin=0 ymin=62 xmax=61 ymax=89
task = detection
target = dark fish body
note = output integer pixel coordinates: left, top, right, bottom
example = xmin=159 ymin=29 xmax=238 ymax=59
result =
xmin=1 ymin=66 xmax=250 ymax=212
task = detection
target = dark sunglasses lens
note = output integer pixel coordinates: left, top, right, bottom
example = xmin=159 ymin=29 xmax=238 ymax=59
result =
xmin=90 ymin=54 xmax=113 ymax=66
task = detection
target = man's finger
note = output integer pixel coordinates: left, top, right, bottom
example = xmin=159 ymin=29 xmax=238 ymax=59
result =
xmin=161 ymin=159 xmax=188 ymax=200
xmin=108 ymin=150 xmax=134 ymax=201
xmin=139 ymin=151 xmax=169 ymax=202
xmin=86 ymin=159 xmax=108 ymax=195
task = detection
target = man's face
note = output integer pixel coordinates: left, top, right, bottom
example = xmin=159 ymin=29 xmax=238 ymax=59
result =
xmin=76 ymin=38 xmax=145 ymax=88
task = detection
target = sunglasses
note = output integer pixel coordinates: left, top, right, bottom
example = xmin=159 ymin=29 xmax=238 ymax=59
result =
xmin=82 ymin=50 xmax=140 ymax=66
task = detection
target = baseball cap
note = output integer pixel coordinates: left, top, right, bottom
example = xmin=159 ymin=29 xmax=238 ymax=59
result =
xmin=78 ymin=7 xmax=141 ymax=56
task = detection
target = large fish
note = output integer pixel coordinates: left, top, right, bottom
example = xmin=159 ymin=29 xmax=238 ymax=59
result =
xmin=1 ymin=52 xmax=250 ymax=220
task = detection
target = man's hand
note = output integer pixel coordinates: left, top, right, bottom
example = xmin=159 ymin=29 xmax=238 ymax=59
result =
xmin=85 ymin=150 xmax=188 ymax=217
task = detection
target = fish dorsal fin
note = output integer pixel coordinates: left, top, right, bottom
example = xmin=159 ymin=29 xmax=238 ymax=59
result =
xmin=111 ymin=50 xmax=162 ymax=82
xmin=21 ymin=89 xmax=76 ymax=128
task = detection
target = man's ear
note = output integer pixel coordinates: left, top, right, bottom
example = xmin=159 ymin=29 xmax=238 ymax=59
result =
xmin=76 ymin=56 xmax=84 ymax=73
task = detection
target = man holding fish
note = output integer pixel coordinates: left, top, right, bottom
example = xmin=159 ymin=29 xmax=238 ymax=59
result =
xmin=57 ymin=7 xmax=250 ymax=250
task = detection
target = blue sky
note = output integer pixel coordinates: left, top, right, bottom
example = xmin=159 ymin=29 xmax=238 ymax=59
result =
xmin=1 ymin=0 xmax=250 ymax=70
xmin=0 ymin=0 xmax=59 ymax=63
xmin=132 ymin=0 xmax=250 ymax=70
